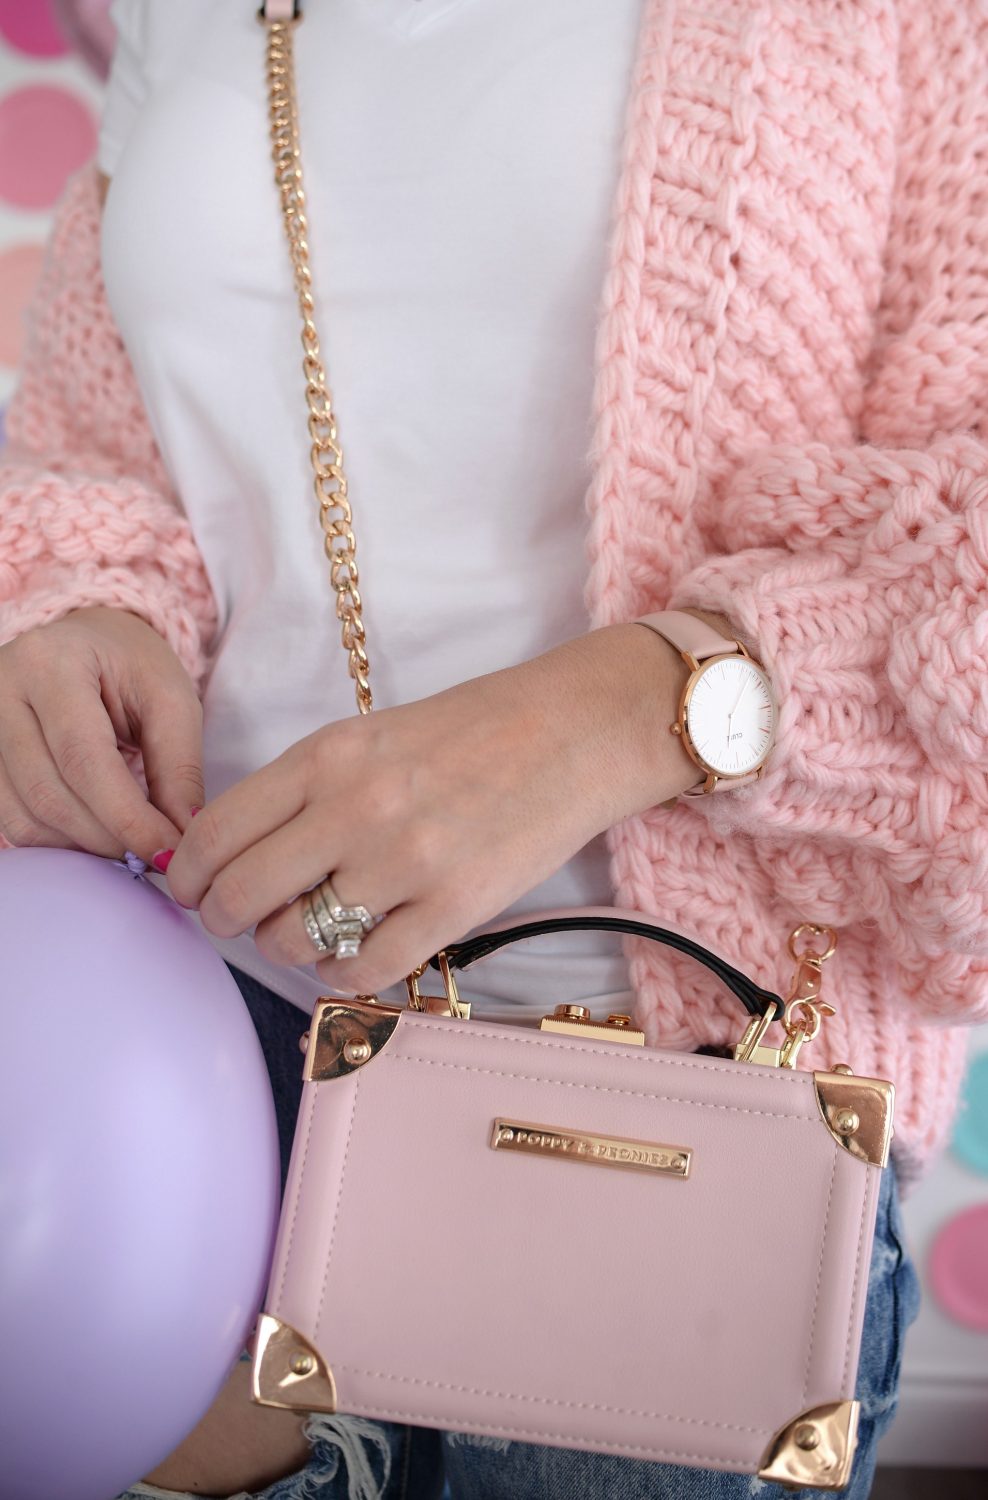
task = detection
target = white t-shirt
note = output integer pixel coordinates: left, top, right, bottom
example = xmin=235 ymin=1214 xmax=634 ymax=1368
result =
xmin=98 ymin=0 xmax=644 ymax=1018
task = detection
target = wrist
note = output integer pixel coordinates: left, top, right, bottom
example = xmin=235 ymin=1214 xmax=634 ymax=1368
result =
xmin=536 ymin=624 xmax=701 ymax=828
xmin=604 ymin=622 xmax=705 ymax=813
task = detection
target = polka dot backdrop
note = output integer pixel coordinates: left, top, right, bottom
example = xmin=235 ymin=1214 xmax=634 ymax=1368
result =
xmin=0 ymin=83 xmax=97 ymax=209
xmin=0 ymin=0 xmax=110 ymax=440
xmin=0 ymin=1 xmax=69 ymax=60
xmin=930 ymin=1201 xmax=988 ymax=1334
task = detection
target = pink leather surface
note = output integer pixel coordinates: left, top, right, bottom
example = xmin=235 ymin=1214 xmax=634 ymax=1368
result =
xmin=635 ymin=610 xmax=737 ymax=662
xmin=264 ymin=1011 xmax=881 ymax=1470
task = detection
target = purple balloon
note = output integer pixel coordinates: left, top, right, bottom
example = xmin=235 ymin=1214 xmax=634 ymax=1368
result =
xmin=0 ymin=848 xmax=281 ymax=1500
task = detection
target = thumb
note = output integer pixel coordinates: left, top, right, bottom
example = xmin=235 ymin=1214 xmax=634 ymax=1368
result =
xmin=139 ymin=686 xmax=206 ymax=837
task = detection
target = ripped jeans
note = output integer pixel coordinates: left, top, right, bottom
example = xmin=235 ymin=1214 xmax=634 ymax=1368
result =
xmin=116 ymin=966 xmax=921 ymax=1500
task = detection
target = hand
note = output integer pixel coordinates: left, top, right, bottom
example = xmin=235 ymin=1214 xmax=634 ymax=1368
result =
xmin=163 ymin=624 xmax=702 ymax=995
xmin=0 ymin=606 xmax=203 ymax=861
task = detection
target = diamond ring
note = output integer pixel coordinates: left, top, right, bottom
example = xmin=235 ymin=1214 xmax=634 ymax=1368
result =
xmin=302 ymin=878 xmax=378 ymax=960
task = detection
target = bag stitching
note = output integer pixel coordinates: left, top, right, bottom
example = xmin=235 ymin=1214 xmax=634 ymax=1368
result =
xmin=842 ymin=1165 xmax=874 ymax=1392
xmin=315 ymin=1073 xmax=362 ymax=1336
xmin=802 ymin=1147 xmax=838 ymax=1407
xmin=387 ymin=1053 xmax=817 ymax=1121
xmin=289 ymin=1045 xmax=865 ymax=1453
xmin=317 ymin=1057 xmax=828 ymax=1438
xmin=333 ymin=1363 xmax=765 ymax=1434
xmin=402 ymin=1017 xmax=807 ymax=1085
xmin=274 ymin=1082 xmax=318 ymax=1309
xmin=351 ymin=1400 xmax=760 ymax=1467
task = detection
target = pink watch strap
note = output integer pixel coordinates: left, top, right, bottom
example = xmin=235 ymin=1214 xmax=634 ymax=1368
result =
xmin=634 ymin=610 xmax=763 ymax=797
xmin=634 ymin=610 xmax=740 ymax=662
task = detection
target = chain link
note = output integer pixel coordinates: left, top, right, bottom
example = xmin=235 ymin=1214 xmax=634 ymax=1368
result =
xmin=262 ymin=12 xmax=372 ymax=714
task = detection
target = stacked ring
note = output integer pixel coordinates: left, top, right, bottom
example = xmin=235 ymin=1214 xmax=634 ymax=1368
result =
xmin=301 ymin=878 xmax=378 ymax=960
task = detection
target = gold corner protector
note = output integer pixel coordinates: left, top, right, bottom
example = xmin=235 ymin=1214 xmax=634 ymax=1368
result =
xmin=250 ymin=1313 xmax=337 ymax=1412
xmin=758 ymin=1400 xmax=859 ymax=1490
xmin=814 ymin=1071 xmax=895 ymax=1168
xmin=303 ymin=997 xmax=403 ymax=1082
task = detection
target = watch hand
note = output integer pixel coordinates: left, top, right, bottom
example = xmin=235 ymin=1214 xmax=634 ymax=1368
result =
xmin=728 ymin=676 xmax=751 ymax=720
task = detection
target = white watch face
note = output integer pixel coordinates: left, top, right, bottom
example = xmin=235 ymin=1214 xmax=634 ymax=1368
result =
xmin=683 ymin=656 xmax=776 ymax=777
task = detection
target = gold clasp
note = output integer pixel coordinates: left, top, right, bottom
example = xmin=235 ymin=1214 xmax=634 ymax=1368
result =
xmin=538 ymin=1004 xmax=645 ymax=1046
xmin=778 ymin=924 xmax=837 ymax=1069
xmin=733 ymin=1004 xmax=784 ymax=1067
xmin=404 ymin=953 xmax=471 ymax=1020
xmin=734 ymin=923 xmax=838 ymax=1069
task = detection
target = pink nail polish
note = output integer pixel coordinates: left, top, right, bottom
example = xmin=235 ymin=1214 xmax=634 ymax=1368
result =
xmin=190 ymin=806 xmax=201 ymax=818
xmin=152 ymin=849 xmax=174 ymax=874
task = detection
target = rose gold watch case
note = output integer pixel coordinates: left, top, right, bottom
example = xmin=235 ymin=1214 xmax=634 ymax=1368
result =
xmin=675 ymin=649 xmax=778 ymax=791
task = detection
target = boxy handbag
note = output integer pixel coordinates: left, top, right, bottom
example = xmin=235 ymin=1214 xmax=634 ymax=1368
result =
xmin=248 ymin=4 xmax=894 ymax=1489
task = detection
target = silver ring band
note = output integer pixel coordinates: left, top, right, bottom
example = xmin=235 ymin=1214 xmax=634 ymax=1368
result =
xmin=301 ymin=898 xmax=330 ymax=954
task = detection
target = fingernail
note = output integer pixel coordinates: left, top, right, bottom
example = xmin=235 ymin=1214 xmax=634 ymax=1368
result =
xmin=152 ymin=849 xmax=174 ymax=873
xmin=190 ymin=806 xmax=201 ymax=818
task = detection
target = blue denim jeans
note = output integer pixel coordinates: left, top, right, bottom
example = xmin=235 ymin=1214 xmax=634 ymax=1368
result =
xmin=119 ymin=966 xmax=921 ymax=1500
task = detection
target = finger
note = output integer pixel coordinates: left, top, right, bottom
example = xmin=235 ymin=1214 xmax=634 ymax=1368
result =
xmin=197 ymin=809 xmax=346 ymax=940
xmin=312 ymin=898 xmax=454 ymax=998
xmin=0 ymin=751 xmax=68 ymax=849
xmin=166 ymin=753 xmax=309 ymax=909
xmin=251 ymin=860 xmax=399 ymax=969
xmin=138 ymin=685 xmax=205 ymax=835
xmin=0 ymin=699 xmax=125 ymax=856
xmin=29 ymin=676 xmax=181 ymax=861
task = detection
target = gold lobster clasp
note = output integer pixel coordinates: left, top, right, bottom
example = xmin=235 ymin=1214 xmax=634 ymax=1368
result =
xmin=734 ymin=923 xmax=838 ymax=1069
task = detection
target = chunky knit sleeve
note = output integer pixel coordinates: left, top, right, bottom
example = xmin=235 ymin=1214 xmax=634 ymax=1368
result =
xmin=666 ymin=3 xmax=988 ymax=967
xmin=0 ymin=160 xmax=218 ymax=688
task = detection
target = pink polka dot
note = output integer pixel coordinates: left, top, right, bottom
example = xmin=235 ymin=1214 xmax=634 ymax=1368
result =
xmin=0 ymin=0 xmax=69 ymax=58
xmin=0 ymin=243 xmax=45 ymax=368
xmin=0 ymin=86 xmax=97 ymax=211
xmin=929 ymin=1202 xmax=988 ymax=1334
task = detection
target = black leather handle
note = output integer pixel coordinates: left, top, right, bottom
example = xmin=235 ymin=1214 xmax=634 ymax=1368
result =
xmin=430 ymin=911 xmax=784 ymax=1022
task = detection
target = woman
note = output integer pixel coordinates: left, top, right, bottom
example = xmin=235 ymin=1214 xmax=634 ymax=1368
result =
xmin=2 ymin=0 xmax=985 ymax=1494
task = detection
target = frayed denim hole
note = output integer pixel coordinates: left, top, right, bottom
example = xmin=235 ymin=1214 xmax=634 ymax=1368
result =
xmin=443 ymin=1433 xmax=512 ymax=1454
xmin=301 ymin=1413 xmax=393 ymax=1500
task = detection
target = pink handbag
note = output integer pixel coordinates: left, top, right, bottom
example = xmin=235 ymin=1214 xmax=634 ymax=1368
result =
xmin=248 ymin=4 xmax=894 ymax=1489
xmin=249 ymin=905 xmax=893 ymax=1491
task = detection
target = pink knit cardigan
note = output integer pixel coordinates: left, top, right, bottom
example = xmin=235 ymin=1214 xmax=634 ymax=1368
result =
xmin=2 ymin=0 xmax=986 ymax=1194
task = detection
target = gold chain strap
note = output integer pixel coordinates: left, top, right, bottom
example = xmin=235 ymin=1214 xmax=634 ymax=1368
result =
xmin=260 ymin=7 xmax=371 ymax=715
xmin=258 ymin=5 xmax=470 ymax=1016
xmin=258 ymin=7 xmax=840 ymax=1044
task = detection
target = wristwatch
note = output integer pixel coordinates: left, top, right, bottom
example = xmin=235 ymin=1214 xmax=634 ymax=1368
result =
xmin=634 ymin=610 xmax=778 ymax=798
